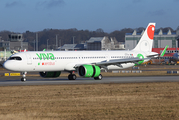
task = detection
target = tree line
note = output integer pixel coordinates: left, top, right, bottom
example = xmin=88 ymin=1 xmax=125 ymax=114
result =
xmin=0 ymin=27 xmax=176 ymax=51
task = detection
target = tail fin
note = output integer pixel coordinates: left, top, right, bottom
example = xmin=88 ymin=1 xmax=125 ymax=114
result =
xmin=133 ymin=23 xmax=156 ymax=52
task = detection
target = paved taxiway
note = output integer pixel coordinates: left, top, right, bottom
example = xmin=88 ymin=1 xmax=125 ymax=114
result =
xmin=0 ymin=76 xmax=179 ymax=86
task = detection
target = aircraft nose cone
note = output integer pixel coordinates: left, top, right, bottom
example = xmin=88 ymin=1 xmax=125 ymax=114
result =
xmin=3 ymin=61 xmax=9 ymax=70
xmin=3 ymin=61 xmax=13 ymax=71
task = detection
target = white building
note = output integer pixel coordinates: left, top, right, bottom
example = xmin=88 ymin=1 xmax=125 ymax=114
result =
xmin=125 ymin=29 xmax=179 ymax=50
xmin=87 ymin=36 xmax=124 ymax=50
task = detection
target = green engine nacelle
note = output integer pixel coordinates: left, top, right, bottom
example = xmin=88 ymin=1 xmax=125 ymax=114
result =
xmin=39 ymin=71 xmax=61 ymax=78
xmin=78 ymin=65 xmax=100 ymax=78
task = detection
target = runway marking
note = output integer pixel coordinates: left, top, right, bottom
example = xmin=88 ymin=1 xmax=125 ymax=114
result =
xmin=4 ymin=73 xmax=9 ymax=76
xmin=10 ymin=73 xmax=21 ymax=76
xmin=4 ymin=73 xmax=21 ymax=76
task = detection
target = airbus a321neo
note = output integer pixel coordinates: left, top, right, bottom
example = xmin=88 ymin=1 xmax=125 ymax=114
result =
xmin=3 ymin=23 xmax=158 ymax=81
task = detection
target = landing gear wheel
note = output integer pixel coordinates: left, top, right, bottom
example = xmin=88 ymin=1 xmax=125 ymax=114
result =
xmin=21 ymin=72 xmax=27 ymax=82
xmin=21 ymin=77 xmax=26 ymax=82
xmin=94 ymin=74 xmax=103 ymax=80
xmin=68 ymin=74 xmax=76 ymax=80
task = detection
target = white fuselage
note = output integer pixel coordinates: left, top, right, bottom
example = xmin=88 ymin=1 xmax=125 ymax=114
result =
xmin=3 ymin=50 xmax=149 ymax=72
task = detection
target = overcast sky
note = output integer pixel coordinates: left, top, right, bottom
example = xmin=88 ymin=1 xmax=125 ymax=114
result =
xmin=0 ymin=0 xmax=179 ymax=33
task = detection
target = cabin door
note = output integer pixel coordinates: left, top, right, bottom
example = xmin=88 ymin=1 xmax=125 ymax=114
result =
xmin=26 ymin=53 xmax=32 ymax=65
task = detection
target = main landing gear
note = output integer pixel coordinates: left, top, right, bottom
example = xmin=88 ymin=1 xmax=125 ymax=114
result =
xmin=94 ymin=74 xmax=103 ymax=80
xmin=21 ymin=72 xmax=27 ymax=82
xmin=68 ymin=73 xmax=77 ymax=80
xmin=68 ymin=72 xmax=103 ymax=80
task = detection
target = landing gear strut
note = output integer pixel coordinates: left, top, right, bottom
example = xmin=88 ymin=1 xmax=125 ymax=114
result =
xmin=21 ymin=72 xmax=27 ymax=82
xmin=68 ymin=72 xmax=76 ymax=80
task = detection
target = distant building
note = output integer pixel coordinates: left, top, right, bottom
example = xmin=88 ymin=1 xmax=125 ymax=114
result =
xmin=0 ymin=41 xmax=10 ymax=50
xmin=58 ymin=36 xmax=125 ymax=51
xmin=0 ymin=34 xmax=28 ymax=51
xmin=59 ymin=44 xmax=86 ymax=51
xmin=86 ymin=36 xmax=124 ymax=50
xmin=8 ymin=34 xmax=23 ymax=42
xmin=87 ymin=37 xmax=103 ymax=50
xmin=152 ymin=48 xmax=179 ymax=57
xmin=125 ymin=29 xmax=179 ymax=50
xmin=10 ymin=41 xmax=28 ymax=50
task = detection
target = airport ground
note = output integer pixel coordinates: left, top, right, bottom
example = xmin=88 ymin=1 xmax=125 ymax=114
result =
xmin=1 ymin=64 xmax=179 ymax=77
xmin=0 ymin=65 xmax=179 ymax=119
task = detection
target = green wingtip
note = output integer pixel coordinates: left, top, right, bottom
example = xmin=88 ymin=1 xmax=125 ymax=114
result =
xmin=160 ymin=45 xmax=168 ymax=57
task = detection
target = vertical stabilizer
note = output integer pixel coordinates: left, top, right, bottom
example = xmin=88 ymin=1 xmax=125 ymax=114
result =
xmin=133 ymin=23 xmax=156 ymax=52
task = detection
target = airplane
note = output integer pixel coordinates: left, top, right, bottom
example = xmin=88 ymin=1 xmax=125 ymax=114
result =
xmin=170 ymin=47 xmax=179 ymax=62
xmin=3 ymin=23 xmax=158 ymax=82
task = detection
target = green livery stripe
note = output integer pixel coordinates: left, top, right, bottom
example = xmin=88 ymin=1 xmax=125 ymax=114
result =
xmin=93 ymin=65 xmax=100 ymax=77
xmin=83 ymin=65 xmax=94 ymax=77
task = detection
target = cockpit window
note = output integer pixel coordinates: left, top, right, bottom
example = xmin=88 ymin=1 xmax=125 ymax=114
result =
xmin=9 ymin=56 xmax=22 ymax=61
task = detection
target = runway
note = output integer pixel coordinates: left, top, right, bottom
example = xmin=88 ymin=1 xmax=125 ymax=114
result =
xmin=0 ymin=75 xmax=179 ymax=86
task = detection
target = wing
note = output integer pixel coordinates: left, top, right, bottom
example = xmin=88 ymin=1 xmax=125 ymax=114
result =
xmin=95 ymin=57 xmax=148 ymax=66
xmin=74 ymin=57 xmax=149 ymax=68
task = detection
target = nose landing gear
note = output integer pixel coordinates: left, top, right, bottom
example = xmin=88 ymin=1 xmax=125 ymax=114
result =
xmin=21 ymin=72 xmax=27 ymax=82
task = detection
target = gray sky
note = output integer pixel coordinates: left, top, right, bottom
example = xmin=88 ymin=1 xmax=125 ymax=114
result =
xmin=0 ymin=0 xmax=179 ymax=32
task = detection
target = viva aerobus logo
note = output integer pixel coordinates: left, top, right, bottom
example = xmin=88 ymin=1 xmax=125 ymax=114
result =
xmin=135 ymin=53 xmax=144 ymax=66
xmin=36 ymin=53 xmax=55 ymax=60
xmin=137 ymin=54 xmax=144 ymax=64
